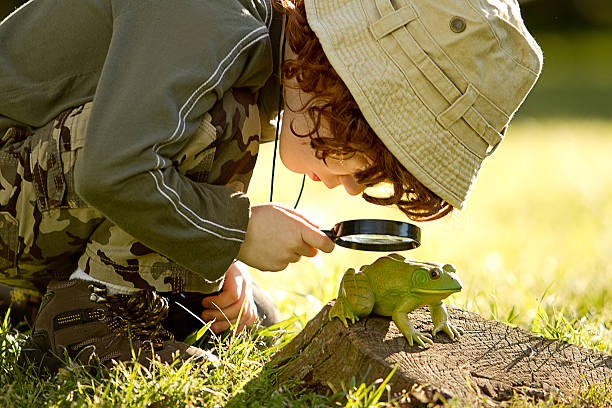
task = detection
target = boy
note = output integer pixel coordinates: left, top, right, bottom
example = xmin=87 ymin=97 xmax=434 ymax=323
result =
xmin=0 ymin=0 xmax=542 ymax=369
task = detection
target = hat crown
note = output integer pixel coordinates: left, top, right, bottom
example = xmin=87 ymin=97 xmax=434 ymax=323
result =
xmin=305 ymin=0 xmax=543 ymax=208
xmin=409 ymin=0 xmax=542 ymax=123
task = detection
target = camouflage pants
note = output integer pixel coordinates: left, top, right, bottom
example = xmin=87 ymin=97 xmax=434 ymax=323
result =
xmin=0 ymin=89 xmax=260 ymax=296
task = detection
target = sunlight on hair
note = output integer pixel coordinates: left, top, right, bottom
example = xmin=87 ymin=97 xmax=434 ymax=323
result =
xmin=364 ymin=183 xmax=394 ymax=199
xmin=279 ymin=0 xmax=295 ymax=10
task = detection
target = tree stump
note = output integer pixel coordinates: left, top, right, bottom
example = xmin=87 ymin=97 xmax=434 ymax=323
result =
xmin=271 ymin=302 xmax=611 ymax=405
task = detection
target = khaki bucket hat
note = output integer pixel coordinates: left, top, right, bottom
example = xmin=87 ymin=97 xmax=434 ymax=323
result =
xmin=304 ymin=0 xmax=543 ymax=209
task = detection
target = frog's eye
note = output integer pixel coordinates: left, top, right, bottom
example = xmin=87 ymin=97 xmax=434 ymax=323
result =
xmin=429 ymin=269 xmax=442 ymax=280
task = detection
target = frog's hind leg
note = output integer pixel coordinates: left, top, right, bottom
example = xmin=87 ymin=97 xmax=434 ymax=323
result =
xmin=342 ymin=269 xmax=375 ymax=316
xmin=329 ymin=268 xmax=374 ymax=327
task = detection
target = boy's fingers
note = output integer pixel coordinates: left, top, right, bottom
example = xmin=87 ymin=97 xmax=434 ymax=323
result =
xmin=201 ymin=289 xmax=248 ymax=321
xmin=211 ymin=320 xmax=231 ymax=333
xmin=301 ymin=227 xmax=335 ymax=253
xmin=201 ymin=297 xmax=241 ymax=321
xmin=208 ymin=303 xmax=257 ymax=333
xmin=202 ymin=289 xmax=237 ymax=310
xmin=297 ymin=243 xmax=318 ymax=258
xmin=211 ymin=314 xmax=254 ymax=334
xmin=202 ymin=270 xmax=245 ymax=309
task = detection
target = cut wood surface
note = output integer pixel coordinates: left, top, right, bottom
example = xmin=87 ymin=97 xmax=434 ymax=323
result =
xmin=271 ymin=302 xmax=611 ymax=405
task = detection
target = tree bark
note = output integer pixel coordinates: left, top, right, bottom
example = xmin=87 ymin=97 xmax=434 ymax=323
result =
xmin=271 ymin=302 xmax=611 ymax=405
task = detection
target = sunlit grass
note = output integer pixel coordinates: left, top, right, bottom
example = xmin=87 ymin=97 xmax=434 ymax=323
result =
xmin=1 ymin=119 xmax=610 ymax=407
xmin=248 ymin=118 xmax=612 ymax=354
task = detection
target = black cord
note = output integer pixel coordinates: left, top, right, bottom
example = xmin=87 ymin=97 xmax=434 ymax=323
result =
xmin=293 ymin=174 xmax=305 ymax=209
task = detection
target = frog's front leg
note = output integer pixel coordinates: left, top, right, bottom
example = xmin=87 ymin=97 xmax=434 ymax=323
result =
xmin=329 ymin=268 xmax=374 ymax=327
xmin=392 ymin=298 xmax=433 ymax=347
xmin=429 ymin=301 xmax=464 ymax=341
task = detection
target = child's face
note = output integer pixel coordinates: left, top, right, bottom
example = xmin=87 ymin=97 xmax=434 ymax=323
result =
xmin=279 ymin=86 xmax=371 ymax=196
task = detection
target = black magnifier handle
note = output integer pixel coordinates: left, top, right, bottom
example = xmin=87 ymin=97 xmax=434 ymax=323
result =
xmin=322 ymin=229 xmax=336 ymax=240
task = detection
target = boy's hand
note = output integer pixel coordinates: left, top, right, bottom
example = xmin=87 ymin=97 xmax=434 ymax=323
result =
xmin=200 ymin=261 xmax=257 ymax=334
xmin=237 ymin=203 xmax=335 ymax=272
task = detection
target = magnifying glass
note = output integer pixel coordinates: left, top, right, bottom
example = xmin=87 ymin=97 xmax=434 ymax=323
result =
xmin=322 ymin=219 xmax=421 ymax=251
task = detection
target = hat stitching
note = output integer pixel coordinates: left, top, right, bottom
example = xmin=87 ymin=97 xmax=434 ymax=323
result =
xmin=437 ymin=83 xmax=480 ymax=129
xmin=473 ymin=87 xmax=512 ymax=122
xmin=367 ymin=3 xmax=495 ymax=171
xmin=466 ymin=0 xmax=541 ymax=76
xmin=370 ymin=1 xmax=465 ymax=116
xmin=401 ymin=3 xmax=470 ymax=98
xmin=343 ymin=3 xmax=471 ymax=203
xmin=363 ymin=6 xmax=488 ymax=162
xmin=463 ymin=108 xmax=503 ymax=147
xmin=392 ymin=8 xmax=506 ymax=152
xmin=390 ymin=29 xmax=459 ymax=105
xmin=385 ymin=16 xmax=467 ymax=113
xmin=305 ymin=0 xmax=540 ymax=208
xmin=402 ymin=0 xmax=533 ymax=125
xmin=369 ymin=5 xmax=417 ymax=40
xmin=379 ymin=25 xmax=490 ymax=157
xmin=429 ymin=82 xmax=495 ymax=155
xmin=380 ymin=8 xmax=505 ymax=153
xmin=403 ymin=6 xmax=513 ymax=122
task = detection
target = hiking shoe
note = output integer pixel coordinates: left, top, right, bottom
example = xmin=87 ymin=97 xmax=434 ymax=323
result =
xmin=19 ymin=279 xmax=217 ymax=373
xmin=0 ymin=284 xmax=40 ymax=328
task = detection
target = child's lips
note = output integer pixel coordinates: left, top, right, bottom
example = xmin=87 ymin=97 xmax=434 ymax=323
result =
xmin=310 ymin=173 xmax=321 ymax=182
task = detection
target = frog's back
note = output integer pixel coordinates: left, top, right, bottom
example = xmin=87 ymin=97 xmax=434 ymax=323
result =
xmin=363 ymin=267 xmax=412 ymax=295
xmin=361 ymin=259 xmax=415 ymax=315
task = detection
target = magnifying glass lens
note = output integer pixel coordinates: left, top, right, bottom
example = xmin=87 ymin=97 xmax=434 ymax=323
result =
xmin=322 ymin=219 xmax=421 ymax=251
xmin=339 ymin=234 xmax=416 ymax=245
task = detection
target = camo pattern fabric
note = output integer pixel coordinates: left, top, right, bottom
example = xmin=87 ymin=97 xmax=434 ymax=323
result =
xmin=0 ymin=88 xmax=260 ymax=295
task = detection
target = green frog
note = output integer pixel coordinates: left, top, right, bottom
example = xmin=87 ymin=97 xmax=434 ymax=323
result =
xmin=329 ymin=253 xmax=464 ymax=347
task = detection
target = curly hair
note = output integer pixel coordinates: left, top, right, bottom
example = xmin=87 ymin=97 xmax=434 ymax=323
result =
xmin=276 ymin=0 xmax=452 ymax=221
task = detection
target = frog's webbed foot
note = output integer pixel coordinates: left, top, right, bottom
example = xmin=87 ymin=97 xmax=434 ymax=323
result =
xmin=430 ymin=302 xmax=464 ymax=341
xmin=393 ymin=312 xmax=433 ymax=347
xmin=409 ymin=329 xmax=434 ymax=347
xmin=432 ymin=320 xmax=464 ymax=340
xmin=329 ymin=297 xmax=359 ymax=327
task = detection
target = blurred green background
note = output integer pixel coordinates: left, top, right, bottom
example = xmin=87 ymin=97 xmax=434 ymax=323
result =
xmin=243 ymin=0 xmax=611 ymax=351
xmin=517 ymin=0 xmax=612 ymax=119
xmin=2 ymin=1 xmax=611 ymax=350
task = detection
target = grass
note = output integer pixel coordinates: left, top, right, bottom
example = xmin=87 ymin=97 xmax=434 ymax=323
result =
xmin=2 ymin=118 xmax=609 ymax=407
xmin=1 ymin=29 xmax=612 ymax=408
xmin=249 ymin=119 xmax=612 ymax=354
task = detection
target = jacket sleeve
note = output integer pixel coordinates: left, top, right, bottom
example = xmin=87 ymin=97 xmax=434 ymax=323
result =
xmin=74 ymin=0 xmax=274 ymax=280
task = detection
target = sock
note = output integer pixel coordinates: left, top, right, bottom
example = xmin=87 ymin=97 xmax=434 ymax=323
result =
xmin=69 ymin=268 xmax=139 ymax=295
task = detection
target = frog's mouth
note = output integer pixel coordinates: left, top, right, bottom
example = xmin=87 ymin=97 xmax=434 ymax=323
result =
xmin=411 ymin=288 xmax=462 ymax=294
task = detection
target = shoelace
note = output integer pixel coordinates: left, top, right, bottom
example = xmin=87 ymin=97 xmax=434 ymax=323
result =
xmin=104 ymin=290 xmax=174 ymax=348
